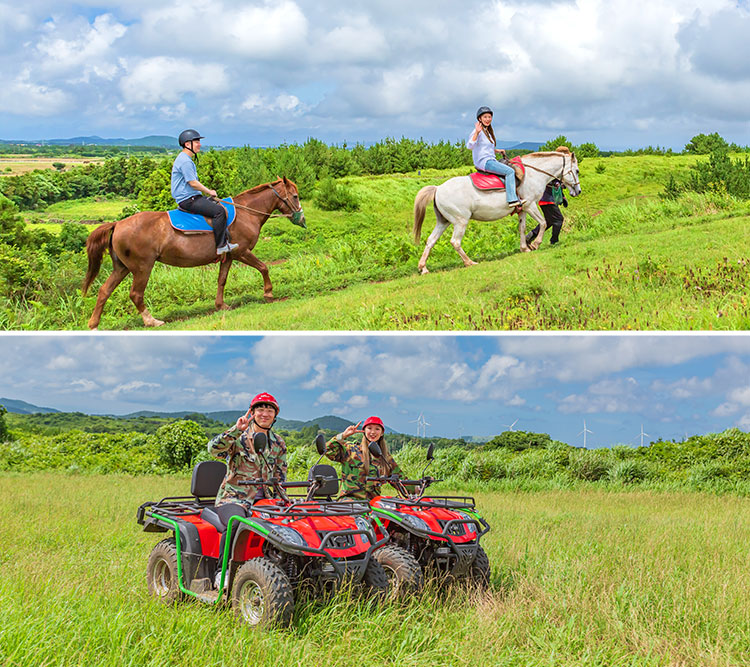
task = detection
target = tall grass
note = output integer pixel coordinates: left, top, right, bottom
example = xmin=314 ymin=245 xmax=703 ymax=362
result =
xmin=4 ymin=156 xmax=750 ymax=330
xmin=1 ymin=473 xmax=748 ymax=666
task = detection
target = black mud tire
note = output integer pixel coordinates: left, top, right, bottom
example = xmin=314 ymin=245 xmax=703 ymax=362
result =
xmin=232 ymin=558 xmax=294 ymax=628
xmin=374 ymin=545 xmax=423 ymax=597
xmin=362 ymin=557 xmax=389 ymax=597
xmin=146 ymin=538 xmax=184 ymax=603
xmin=470 ymin=545 xmax=491 ymax=586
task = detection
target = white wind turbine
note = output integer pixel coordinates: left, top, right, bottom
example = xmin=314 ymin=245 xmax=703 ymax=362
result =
xmin=578 ymin=420 xmax=593 ymax=448
xmin=503 ymin=418 xmax=519 ymax=432
xmin=636 ymin=424 xmax=650 ymax=447
xmin=410 ymin=412 xmax=430 ymax=438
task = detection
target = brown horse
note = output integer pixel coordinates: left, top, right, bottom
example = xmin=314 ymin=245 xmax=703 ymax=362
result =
xmin=82 ymin=177 xmax=305 ymax=329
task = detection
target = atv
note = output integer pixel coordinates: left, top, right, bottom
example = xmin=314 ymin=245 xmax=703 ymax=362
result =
xmin=137 ymin=433 xmax=393 ymax=628
xmin=365 ymin=442 xmax=492 ymax=583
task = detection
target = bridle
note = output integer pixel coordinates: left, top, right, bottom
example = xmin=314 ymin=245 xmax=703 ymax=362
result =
xmin=214 ymin=180 xmax=303 ymax=220
xmin=522 ymin=154 xmax=580 ymax=189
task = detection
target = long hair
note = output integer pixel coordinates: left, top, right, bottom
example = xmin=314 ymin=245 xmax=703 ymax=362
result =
xmin=359 ymin=433 xmax=396 ymax=476
xmin=482 ymin=122 xmax=496 ymax=146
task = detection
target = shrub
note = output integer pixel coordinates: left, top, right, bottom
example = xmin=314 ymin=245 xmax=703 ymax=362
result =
xmin=58 ymin=222 xmax=90 ymax=253
xmin=315 ymin=177 xmax=360 ymax=212
xmin=687 ymin=462 xmax=731 ymax=485
xmin=0 ymin=405 xmax=9 ymax=443
xmin=155 ymin=420 xmax=207 ymax=471
xmin=568 ymin=449 xmax=611 ymax=481
xmin=609 ymin=460 xmax=651 ymax=484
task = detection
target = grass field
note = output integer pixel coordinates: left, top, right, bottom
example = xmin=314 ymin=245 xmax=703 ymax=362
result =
xmin=0 ymin=473 xmax=748 ymax=666
xmin=0 ymin=156 xmax=105 ymax=176
xmin=22 ymin=197 xmax=132 ymax=225
xmin=7 ymin=153 xmax=750 ymax=330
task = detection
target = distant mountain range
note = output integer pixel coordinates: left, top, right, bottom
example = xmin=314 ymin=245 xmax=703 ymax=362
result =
xmin=0 ymin=399 xmax=393 ymax=434
xmin=0 ymin=136 xmax=543 ymax=151
xmin=0 ymin=397 xmax=61 ymax=414
xmin=0 ymin=135 xmax=177 ymax=148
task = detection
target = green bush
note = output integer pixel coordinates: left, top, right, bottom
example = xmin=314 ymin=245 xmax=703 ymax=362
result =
xmin=58 ymin=222 xmax=90 ymax=253
xmin=568 ymin=449 xmax=611 ymax=481
xmin=0 ymin=405 xmax=9 ymax=443
xmin=155 ymin=420 xmax=207 ymax=471
xmin=315 ymin=177 xmax=360 ymax=212
xmin=609 ymin=460 xmax=651 ymax=484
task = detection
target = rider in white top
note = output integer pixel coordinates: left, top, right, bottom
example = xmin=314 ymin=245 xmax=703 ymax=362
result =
xmin=466 ymin=106 xmax=525 ymax=207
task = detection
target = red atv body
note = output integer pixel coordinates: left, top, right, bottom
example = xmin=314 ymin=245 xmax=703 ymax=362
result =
xmin=368 ymin=472 xmax=491 ymax=581
xmin=137 ymin=459 xmax=390 ymax=628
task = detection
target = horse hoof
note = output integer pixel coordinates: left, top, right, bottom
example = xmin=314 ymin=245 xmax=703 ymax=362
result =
xmin=263 ymin=295 xmax=274 ymax=303
xmin=145 ymin=318 xmax=165 ymax=327
xmin=216 ymin=303 xmax=232 ymax=311
xmin=419 ymin=267 xmax=429 ymax=275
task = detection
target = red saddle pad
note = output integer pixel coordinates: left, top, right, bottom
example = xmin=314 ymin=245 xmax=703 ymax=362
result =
xmin=470 ymin=156 xmax=526 ymax=190
xmin=470 ymin=172 xmax=506 ymax=190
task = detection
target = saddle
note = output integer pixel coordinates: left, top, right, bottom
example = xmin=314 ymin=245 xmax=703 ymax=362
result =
xmin=167 ymin=197 xmax=237 ymax=234
xmin=470 ymin=156 xmax=526 ymax=191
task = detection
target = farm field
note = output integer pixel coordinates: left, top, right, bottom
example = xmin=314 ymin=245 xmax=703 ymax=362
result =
xmin=0 ymin=473 xmax=748 ymax=666
xmin=0 ymin=155 xmax=106 ymax=176
xmin=5 ymin=153 xmax=750 ymax=330
xmin=22 ymin=196 xmax=131 ymax=225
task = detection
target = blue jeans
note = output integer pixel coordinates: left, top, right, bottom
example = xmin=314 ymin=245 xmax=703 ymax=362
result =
xmin=483 ymin=159 xmax=518 ymax=202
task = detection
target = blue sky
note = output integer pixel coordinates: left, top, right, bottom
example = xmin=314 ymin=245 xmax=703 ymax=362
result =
xmin=2 ymin=1 xmax=750 ymax=149
xmin=2 ymin=334 xmax=749 ymax=447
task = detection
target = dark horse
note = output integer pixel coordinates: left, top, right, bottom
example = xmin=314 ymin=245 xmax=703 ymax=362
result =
xmin=82 ymin=177 xmax=305 ymax=329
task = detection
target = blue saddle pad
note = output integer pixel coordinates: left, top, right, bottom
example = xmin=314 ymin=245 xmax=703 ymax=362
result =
xmin=167 ymin=197 xmax=236 ymax=232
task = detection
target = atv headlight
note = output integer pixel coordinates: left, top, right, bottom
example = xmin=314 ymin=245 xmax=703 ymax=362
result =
xmin=354 ymin=516 xmax=372 ymax=543
xmin=397 ymin=513 xmax=430 ymax=533
xmin=269 ymin=525 xmax=306 ymax=547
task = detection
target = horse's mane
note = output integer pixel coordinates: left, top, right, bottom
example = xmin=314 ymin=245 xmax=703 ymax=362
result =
xmin=236 ymin=178 xmax=285 ymax=197
xmin=525 ymin=147 xmax=573 ymax=159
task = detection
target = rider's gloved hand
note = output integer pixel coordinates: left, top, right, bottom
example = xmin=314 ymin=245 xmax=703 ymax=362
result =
xmin=562 ymin=197 xmax=568 ymax=208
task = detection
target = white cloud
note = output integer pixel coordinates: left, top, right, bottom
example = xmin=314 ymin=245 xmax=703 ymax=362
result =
xmin=119 ymin=57 xmax=229 ymax=105
xmin=37 ymin=14 xmax=126 ymax=81
xmin=316 ymin=390 xmax=339 ymax=405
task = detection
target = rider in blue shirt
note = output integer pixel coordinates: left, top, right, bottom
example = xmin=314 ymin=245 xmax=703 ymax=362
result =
xmin=466 ymin=106 xmax=525 ymax=207
xmin=171 ymin=129 xmax=237 ymax=255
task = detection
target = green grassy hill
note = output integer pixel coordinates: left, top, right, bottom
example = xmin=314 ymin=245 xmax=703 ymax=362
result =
xmin=8 ymin=154 xmax=750 ymax=330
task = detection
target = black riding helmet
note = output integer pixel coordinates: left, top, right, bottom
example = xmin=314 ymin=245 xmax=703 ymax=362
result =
xmin=476 ymin=106 xmax=493 ymax=120
xmin=178 ymin=129 xmax=204 ymax=147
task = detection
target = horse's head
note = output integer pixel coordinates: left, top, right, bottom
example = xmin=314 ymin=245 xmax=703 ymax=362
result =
xmin=557 ymin=146 xmax=581 ymax=197
xmin=273 ymin=177 xmax=306 ymax=228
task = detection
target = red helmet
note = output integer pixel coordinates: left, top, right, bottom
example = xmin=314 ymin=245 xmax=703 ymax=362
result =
xmin=250 ymin=392 xmax=279 ymax=414
xmin=362 ymin=416 xmax=384 ymax=430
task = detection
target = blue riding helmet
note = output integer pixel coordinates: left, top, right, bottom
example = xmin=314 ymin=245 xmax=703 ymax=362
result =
xmin=476 ymin=106 xmax=493 ymax=119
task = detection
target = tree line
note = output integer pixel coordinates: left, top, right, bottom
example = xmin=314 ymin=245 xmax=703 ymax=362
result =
xmin=5 ymin=132 xmax=738 ymax=213
xmin=1 ymin=410 xmax=749 ymax=494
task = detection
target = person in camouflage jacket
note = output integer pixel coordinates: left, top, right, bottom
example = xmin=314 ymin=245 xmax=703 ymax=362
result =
xmin=325 ymin=415 xmax=402 ymax=500
xmin=207 ymin=392 xmax=287 ymax=508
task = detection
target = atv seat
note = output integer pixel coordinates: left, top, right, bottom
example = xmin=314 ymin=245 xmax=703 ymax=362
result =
xmin=308 ymin=464 xmax=339 ymax=499
xmin=201 ymin=503 xmax=247 ymax=534
xmin=191 ymin=460 xmax=226 ymax=498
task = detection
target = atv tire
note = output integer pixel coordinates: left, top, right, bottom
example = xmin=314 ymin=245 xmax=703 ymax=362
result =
xmin=146 ymin=538 xmax=184 ymax=603
xmin=362 ymin=557 xmax=389 ymax=597
xmin=232 ymin=558 xmax=294 ymax=628
xmin=470 ymin=545 xmax=491 ymax=586
xmin=374 ymin=545 xmax=423 ymax=596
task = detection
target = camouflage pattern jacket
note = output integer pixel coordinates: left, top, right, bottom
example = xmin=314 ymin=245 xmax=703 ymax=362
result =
xmin=207 ymin=424 xmax=287 ymax=507
xmin=325 ymin=436 xmax=402 ymax=500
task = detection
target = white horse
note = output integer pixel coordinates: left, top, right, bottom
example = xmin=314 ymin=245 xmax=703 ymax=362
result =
xmin=413 ymin=148 xmax=582 ymax=274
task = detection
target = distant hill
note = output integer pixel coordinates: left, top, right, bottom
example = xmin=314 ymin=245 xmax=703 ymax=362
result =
xmin=511 ymin=141 xmax=544 ymax=151
xmin=0 ymin=135 xmax=177 ymax=148
xmin=0 ymin=397 xmax=60 ymax=414
xmin=2 ymin=399 xmax=398 ymax=434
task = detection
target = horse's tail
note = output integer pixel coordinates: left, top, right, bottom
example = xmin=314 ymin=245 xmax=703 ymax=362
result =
xmin=413 ymin=185 xmax=437 ymax=243
xmin=82 ymin=221 xmax=117 ymax=295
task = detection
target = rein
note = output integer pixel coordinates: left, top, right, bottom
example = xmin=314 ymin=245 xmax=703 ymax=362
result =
xmin=212 ymin=181 xmax=302 ymax=219
xmin=521 ymin=154 xmax=579 ymax=188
